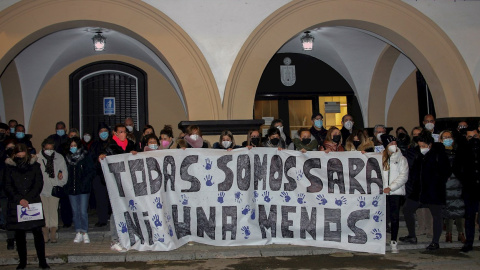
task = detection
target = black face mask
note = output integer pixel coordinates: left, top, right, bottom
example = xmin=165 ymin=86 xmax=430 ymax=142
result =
xmin=353 ymin=141 xmax=361 ymax=149
xmin=251 ymin=138 xmax=260 ymax=146
xmin=332 ymin=135 xmax=341 ymax=143
xmin=412 ymin=136 xmax=419 ymax=143
xmin=14 ymin=157 xmax=26 ymax=166
xmin=6 ymin=148 xmax=14 ymax=158
xmin=397 ymin=133 xmax=406 ymax=141
xmin=270 ymin=138 xmax=280 ymax=145
xmin=468 ymin=137 xmax=480 ymax=149
xmin=0 ymin=132 xmax=5 ymax=141
xmin=301 ymin=138 xmax=311 ymax=145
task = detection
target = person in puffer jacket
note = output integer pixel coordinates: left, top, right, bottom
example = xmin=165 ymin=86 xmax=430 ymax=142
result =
xmin=381 ymin=134 xmax=408 ymax=254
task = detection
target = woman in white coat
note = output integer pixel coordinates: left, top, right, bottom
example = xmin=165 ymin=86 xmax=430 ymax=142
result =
xmin=37 ymin=138 xmax=68 ymax=243
xmin=381 ymin=134 xmax=408 ymax=253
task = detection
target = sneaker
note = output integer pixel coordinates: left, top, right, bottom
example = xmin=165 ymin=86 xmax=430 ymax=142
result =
xmin=399 ymin=235 xmax=417 ymax=244
xmin=83 ymin=233 xmax=90 ymax=244
xmin=73 ymin=232 xmax=83 ymax=243
xmin=390 ymin=241 xmax=399 ymax=254
xmin=426 ymin=243 xmax=439 ymax=250
xmin=111 ymin=242 xmax=126 ymax=252
xmin=460 ymin=244 xmax=473 ymax=253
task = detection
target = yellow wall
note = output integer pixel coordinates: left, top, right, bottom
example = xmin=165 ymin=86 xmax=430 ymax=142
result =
xmin=0 ymin=61 xmax=24 ymax=124
xmin=29 ymin=55 xmax=186 ymax=151
xmin=387 ymin=71 xmax=419 ymax=134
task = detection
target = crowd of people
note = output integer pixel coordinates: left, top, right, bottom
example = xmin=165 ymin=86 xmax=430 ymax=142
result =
xmin=1 ymin=113 xmax=480 ymax=268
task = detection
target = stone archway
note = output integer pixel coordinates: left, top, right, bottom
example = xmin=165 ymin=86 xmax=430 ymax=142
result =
xmin=0 ymin=0 xmax=220 ymax=121
xmin=224 ymin=0 xmax=479 ymax=120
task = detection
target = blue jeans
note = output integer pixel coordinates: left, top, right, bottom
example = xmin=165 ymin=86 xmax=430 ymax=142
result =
xmin=69 ymin=194 xmax=90 ymax=233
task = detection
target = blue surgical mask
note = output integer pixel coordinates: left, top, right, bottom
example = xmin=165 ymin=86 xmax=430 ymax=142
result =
xmin=57 ymin=129 xmax=65 ymax=136
xmin=10 ymin=127 xmax=15 ymax=134
xmin=16 ymin=132 xmax=25 ymax=139
xmin=99 ymin=131 xmax=109 ymax=141
xmin=148 ymin=144 xmax=158 ymax=150
xmin=70 ymin=147 xmax=78 ymax=154
xmin=314 ymin=119 xmax=323 ymax=128
xmin=443 ymin=138 xmax=453 ymax=147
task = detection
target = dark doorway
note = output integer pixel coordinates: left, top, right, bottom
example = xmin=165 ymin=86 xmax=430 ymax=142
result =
xmin=70 ymin=61 xmax=147 ymax=135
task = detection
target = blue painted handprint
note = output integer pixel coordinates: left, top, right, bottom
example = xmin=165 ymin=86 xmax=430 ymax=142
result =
xmin=217 ymin=192 xmax=225 ymax=203
xmin=235 ymin=191 xmax=243 ymax=203
xmin=152 ymin=214 xmax=162 ymax=228
xmin=164 ymin=212 xmax=171 ymax=223
xmin=154 ymin=197 xmax=163 ymax=209
xmin=128 ymin=199 xmax=137 ymax=211
xmin=316 ymin=194 xmax=327 ymax=205
xmin=180 ymin=194 xmax=189 ymax=205
xmin=372 ymin=195 xmax=381 ymax=207
xmin=118 ymin=222 xmax=128 ymax=233
xmin=203 ymin=158 xmax=213 ymax=170
xmin=335 ymin=196 xmax=347 ymax=206
xmin=204 ymin=175 xmax=214 ymax=186
xmin=262 ymin=191 xmax=272 ymax=202
xmin=371 ymin=228 xmax=382 ymax=240
xmin=296 ymin=169 xmax=304 ymax=181
xmin=373 ymin=211 xmax=384 ymax=222
xmin=357 ymin=196 xmax=366 ymax=208
xmin=242 ymin=205 xmax=251 ymax=215
xmin=250 ymin=209 xmax=256 ymax=220
xmin=280 ymin=191 xmax=291 ymax=202
xmin=297 ymin=193 xmax=307 ymax=204
xmin=168 ymin=225 xmax=174 ymax=237
xmin=241 ymin=226 xmax=251 ymax=239
xmin=252 ymin=190 xmax=259 ymax=203
xmin=154 ymin=233 xmax=165 ymax=243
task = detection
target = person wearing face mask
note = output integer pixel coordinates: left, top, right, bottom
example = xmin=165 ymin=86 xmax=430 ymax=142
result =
xmin=340 ymin=114 xmax=355 ymax=147
xmin=271 ymin=119 xmax=293 ymax=150
xmin=37 ymin=138 xmax=68 ymax=244
xmin=263 ymin=128 xmax=286 ymax=150
xmin=81 ymin=132 xmax=93 ymax=151
xmin=309 ymin=113 xmax=328 ymax=147
xmin=453 ymin=127 xmax=480 ymax=253
xmin=400 ymin=130 xmax=451 ymax=251
xmin=319 ymin=127 xmax=345 ymax=153
xmin=453 ymin=121 xmax=468 ymax=149
xmin=124 ymin=117 xmax=141 ymax=144
xmin=213 ymin=130 xmax=240 ymax=151
xmin=4 ymin=143 xmax=50 ymax=269
xmin=7 ymin=119 xmax=18 ymax=140
xmin=158 ymin=125 xmax=178 ymax=150
xmin=137 ymin=125 xmax=156 ymax=152
xmin=143 ymin=134 xmax=160 ymax=151
xmin=47 ymin=121 xmax=68 ymax=155
xmin=98 ymin=124 xmax=137 ymax=252
xmin=14 ymin=124 xmax=36 ymax=155
xmin=293 ymin=128 xmax=318 ymax=153
xmin=380 ymin=135 xmax=408 ymax=253
xmin=423 ymin=114 xmax=440 ymax=142
xmin=344 ymin=130 xmax=374 ymax=152
xmin=64 ymin=137 xmax=94 ymax=245
xmin=90 ymin=123 xmax=111 ymax=228
xmin=372 ymin=124 xmax=387 ymax=150
xmin=395 ymin=127 xmax=410 ymax=155
xmin=178 ymin=125 xmax=209 ymax=149
xmin=0 ymin=123 xmax=16 ymax=250
xmin=243 ymin=129 xmax=262 ymax=149
xmin=438 ymin=130 xmax=465 ymax=244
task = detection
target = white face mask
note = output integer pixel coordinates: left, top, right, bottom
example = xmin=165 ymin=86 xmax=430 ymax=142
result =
xmin=126 ymin=125 xmax=134 ymax=132
xmin=44 ymin=150 xmax=54 ymax=156
xmin=222 ymin=141 xmax=232 ymax=149
xmin=344 ymin=121 xmax=353 ymax=130
xmin=425 ymin=123 xmax=434 ymax=131
xmin=388 ymin=145 xmax=397 ymax=153
xmin=148 ymin=144 xmax=158 ymax=150
xmin=420 ymin=147 xmax=430 ymax=155
xmin=376 ymin=133 xmax=384 ymax=142
xmin=83 ymin=135 xmax=91 ymax=143
xmin=277 ymin=126 xmax=283 ymax=133
xmin=190 ymin=134 xmax=199 ymax=141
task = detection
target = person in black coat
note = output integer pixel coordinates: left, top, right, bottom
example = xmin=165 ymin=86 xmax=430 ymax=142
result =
xmin=64 ymin=137 xmax=95 ymax=244
xmin=4 ymin=143 xmax=49 ymax=269
xmin=400 ymin=130 xmax=451 ymax=250
xmin=98 ymin=123 xmax=137 ymax=252
xmin=453 ymin=127 xmax=480 ymax=252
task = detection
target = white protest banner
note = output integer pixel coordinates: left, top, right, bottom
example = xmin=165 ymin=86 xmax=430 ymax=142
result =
xmin=101 ymin=148 xmax=386 ymax=254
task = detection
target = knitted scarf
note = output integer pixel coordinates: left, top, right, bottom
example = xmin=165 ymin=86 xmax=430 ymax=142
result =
xmin=113 ymin=134 xmax=128 ymax=150
xmin=66 ymin=148 xmax=87 ymax=166
xmin=42 ymin=150 xmax=55 ymax=178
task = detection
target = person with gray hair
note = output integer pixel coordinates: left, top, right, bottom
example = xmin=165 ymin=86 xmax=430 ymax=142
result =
xmin=372 ymin=124 xmax=387 ymax=148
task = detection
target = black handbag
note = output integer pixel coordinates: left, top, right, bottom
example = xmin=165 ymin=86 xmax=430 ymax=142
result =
xmin=51 ymin=186 xmax=66 ymax=198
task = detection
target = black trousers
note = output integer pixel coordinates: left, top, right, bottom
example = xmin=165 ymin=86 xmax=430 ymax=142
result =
xmin=464 ymin=195 xmax=479 ymax=245
xmin=15 ymin=227 xmax=46 ymax=265
xmin=403 ymin=198 xmax=443 ymax=244
xmin=93 ymin=174 xmax=109 ymax=224
xmin=387 ymin=195 xmax=402 ymax=241
xmin=59 ymin=195 xmax=73 ymax=226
